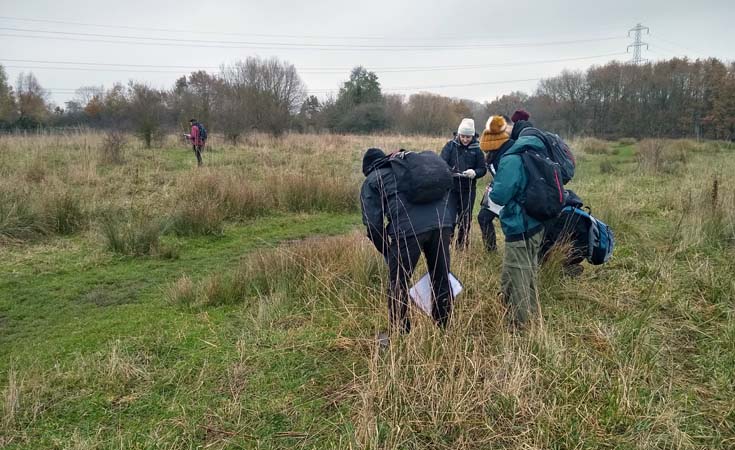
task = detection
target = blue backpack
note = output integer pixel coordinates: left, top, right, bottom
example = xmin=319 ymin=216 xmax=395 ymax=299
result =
xmin=560 ymin=206 xmax=614 ymax=265
xmin=196 ymin=123 xmax=208 ymax=141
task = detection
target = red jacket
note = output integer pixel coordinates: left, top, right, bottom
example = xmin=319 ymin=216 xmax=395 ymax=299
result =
xmin=188 ymin=124 xmax=205 ymax=147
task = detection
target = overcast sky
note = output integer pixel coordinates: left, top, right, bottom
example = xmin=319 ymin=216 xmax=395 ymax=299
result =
xmin=1 ymin=0 xmax=732 ymax=107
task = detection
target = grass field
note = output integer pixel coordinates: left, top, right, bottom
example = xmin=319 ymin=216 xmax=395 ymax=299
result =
xmin=1 ymin=131 xmax=734 ymax=449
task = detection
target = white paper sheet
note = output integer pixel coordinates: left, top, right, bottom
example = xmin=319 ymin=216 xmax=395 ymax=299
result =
xmin=409 ymin=272 xmax=463 ymax=316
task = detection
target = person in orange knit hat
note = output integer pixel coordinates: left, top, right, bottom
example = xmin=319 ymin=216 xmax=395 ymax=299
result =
xmin=477 ymin=115 xmax=514 ymax=252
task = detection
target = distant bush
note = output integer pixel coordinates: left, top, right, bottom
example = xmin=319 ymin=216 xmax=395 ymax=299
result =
xmin=618 ymin=137 xmax=637 ymax=146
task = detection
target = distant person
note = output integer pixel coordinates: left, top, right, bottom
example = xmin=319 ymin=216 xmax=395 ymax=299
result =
xmin=440 ymin=118 xmax=486 ymax=249
xmin=360 ymin=148 xmax=455 ymax=341
xmin=184 ymin=118 xmax=206 ymax=167
xmin=489 ymin=132 xmax=548 ymax=329
xmin=477 ymin=115 xmax=514 ymax=252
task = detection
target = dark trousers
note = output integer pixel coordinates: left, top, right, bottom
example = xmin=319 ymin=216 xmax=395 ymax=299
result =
xmin=449 ymin=187 xmax=476 ymax=249
xmin=192 ymin=144 xmax=203 ymax=166
xmin=387 ymin=227 xmax=453 ymax=333
xmin=477 ymin=208 xmax=498 ymax=251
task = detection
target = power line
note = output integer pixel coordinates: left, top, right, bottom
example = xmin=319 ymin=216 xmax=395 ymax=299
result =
xmin=0 ymin=52 xmax=626 ymax=75
xmin=0 ymin=26 xmax=627 ymax=51
xmin=41 ymin=76 xmax=544 ymax=95
xmin=648 ymin=34 xmax=706 ymax=57
xmin=0 ymin=14 xmax=631 ymax=43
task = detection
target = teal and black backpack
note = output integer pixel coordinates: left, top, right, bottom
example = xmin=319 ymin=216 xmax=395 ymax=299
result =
xmin=560 ymin=206 xmax=615 ymax=265
xmin=196 ymin=123 xmax=208 ymax=141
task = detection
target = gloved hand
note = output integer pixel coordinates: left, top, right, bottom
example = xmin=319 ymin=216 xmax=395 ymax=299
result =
xmin=462 ymin=169 xmax=476 ymax=179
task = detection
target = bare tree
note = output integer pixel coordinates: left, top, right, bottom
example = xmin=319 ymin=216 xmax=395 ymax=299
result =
xmin=126 ymin=82 xmax=165 ymax=148
xmin=217 ymin=57 xmax=306 ymax=138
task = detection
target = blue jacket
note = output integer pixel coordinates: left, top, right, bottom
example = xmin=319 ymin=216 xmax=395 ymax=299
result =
xmin=489 ymin=136 xmax=545 ymax=239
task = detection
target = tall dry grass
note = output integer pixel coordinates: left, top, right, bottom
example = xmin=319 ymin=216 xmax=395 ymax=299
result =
xmin=572 ymin=137 xmax=612 ymax=155
xmin=636 ymin=139 xmax=689 ymax=174
xmin=159 ymin=217 xmax=724 ymax=448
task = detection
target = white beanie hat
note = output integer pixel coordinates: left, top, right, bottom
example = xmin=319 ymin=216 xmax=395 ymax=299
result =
xmin=457 ymin=118 xmax=475 ymax=136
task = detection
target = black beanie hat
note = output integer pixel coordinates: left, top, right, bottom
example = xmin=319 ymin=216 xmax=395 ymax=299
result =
xmin=362 ymin=147 xmax=386 ymax=176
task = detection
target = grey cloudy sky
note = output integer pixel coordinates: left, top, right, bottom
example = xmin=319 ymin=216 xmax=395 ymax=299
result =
xmin=1 ymin=0 xmax=732 ymax=106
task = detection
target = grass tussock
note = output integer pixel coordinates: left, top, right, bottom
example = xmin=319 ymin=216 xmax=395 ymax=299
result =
xmin=169 ymin=168 xmax=359 ymax=235
xmin=0 ymin=181 xmax=87 ymax=243
xmin=574 ymin=137 xmax=612 ymax=155
xmin=277 ymin=172 xmax=359 ymax=213
xmin=167 ymin=232 xmax=383 ymax=310
xmin=636 ymin=139 xmax=689 ymax=174
xmin=100 ymin=213 xmax=170 ymax=256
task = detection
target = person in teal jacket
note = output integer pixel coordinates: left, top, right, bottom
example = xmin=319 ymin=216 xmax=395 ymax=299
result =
xmin=489 ymin=135 xmax=546 ymax=329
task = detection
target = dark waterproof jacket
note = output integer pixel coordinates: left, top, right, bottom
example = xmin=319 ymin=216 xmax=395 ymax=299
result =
xmin=360 ymin=166 xmax=455 ymax=250
xmin=440 ymin=134 xmax=486 ymax=192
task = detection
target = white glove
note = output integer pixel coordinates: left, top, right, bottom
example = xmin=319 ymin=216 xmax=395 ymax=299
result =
xmin=462 ymin=169 xmax=476 ymax=179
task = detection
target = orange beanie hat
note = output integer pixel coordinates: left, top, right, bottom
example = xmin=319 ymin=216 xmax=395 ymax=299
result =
xmin=479 ymin=115 xmax=510 ymax=151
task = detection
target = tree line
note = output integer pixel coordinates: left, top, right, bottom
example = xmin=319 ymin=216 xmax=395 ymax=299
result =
xmin=0 ymin=56 xmax=733 ymax=143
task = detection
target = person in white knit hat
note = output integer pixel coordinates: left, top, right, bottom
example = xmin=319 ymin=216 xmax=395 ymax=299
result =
xmin=440 ymin=118 xmax=487 ymax=249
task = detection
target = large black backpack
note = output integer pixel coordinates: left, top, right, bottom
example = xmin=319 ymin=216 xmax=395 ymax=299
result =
xmin=519 ymin=127 xmax=575 ymax=184
xmin=517 ymin=148 xmax=565 ymax=221
xmin=390 ymin=150 xmax=453 ymax=204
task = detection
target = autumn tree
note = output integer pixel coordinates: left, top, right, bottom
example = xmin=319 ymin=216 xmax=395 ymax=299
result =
xmin=15 ymin=72 xmax=49 ymax=129
xmin=0 ymin=65 xmax=17 ymax=128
